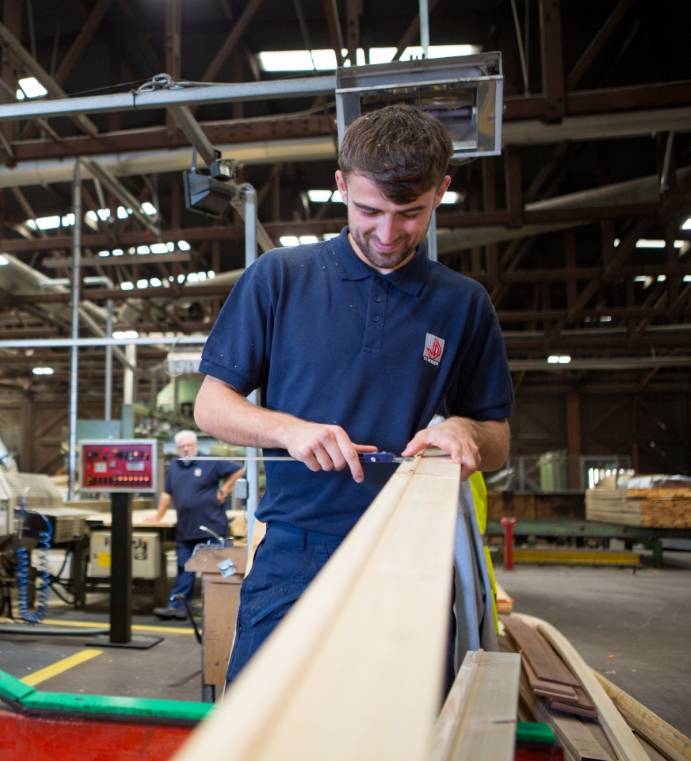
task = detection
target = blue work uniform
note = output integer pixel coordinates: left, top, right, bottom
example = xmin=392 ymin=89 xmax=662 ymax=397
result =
xmin=164 ymin=458 xmax=240 ymax=608
xmin=199 ymin=228 xmax=513 ymax=678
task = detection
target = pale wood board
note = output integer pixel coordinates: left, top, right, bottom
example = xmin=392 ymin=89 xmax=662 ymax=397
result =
xmin=514 ymin=614 xmax=649 ymax=761
xmin=428 ymin=650 xmax=521 ymax=761
xmin=594 ymin=671 xmax=691 ymax=761
xmin=172 ymin=455 xmax=460 ymax=761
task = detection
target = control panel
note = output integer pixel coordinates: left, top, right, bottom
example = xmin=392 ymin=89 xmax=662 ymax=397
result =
xmin=79 ymin=439 xmax=160 ymax=493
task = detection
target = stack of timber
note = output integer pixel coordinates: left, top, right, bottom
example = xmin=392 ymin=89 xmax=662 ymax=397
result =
xmin=504 ymin=616 xmax=597 ymax=720
xmin=586 ymin=487 xmax=691 ymax=528
xmin=504 ymin=613 xmax=691 ymax=761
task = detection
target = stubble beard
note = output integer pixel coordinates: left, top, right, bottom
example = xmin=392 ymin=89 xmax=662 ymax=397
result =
xmin=350 ymin=228 xmax=418 ymax=271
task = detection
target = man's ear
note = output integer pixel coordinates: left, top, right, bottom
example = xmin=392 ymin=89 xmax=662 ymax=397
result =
xmin=335 ymin=170 xmax=348 ymax=200
xmin=433 ymin=175 xmax=452 ymax=207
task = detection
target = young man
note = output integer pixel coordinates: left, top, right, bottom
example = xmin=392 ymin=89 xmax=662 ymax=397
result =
xmin=146 ymin=429 xmax=244 ymax=619
xmin=195 ymin=104 xmax=513 ymax=680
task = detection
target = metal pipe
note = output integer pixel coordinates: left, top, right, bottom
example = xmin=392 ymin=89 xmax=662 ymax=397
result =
xmin=241 ymin=183 xmax=261 ymax=554
xmin=105 ymin=296 xmax=113 ymax=420
xmin=0 ymin=335 xmax=205 ymax=349
xmin=67 ymin=161 xmax=81 ymax=500
xmin=123 ymin=344 xmax=136 ymax=406
xmin=419 ymin=0 xmax=430 ymax=56
xmin=510 ymin=0 xmax=530 ymax=94
xmin=0 ymin=76 xmax=336 ymax=123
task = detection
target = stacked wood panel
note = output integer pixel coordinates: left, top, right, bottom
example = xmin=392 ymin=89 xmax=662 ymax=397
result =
xmin=586 ymin=488 xmax=691 ymax=528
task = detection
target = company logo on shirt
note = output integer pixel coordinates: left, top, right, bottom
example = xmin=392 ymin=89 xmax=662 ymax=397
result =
xmin=194 ymin=467 xmax=202 ymax=477
xmin=423 ymin=333 xmax=445 ymax=366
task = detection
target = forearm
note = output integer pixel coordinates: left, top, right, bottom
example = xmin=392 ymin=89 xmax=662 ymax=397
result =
xmin=457 ymin=418 xmax=510 ymax=471
xmin=194 ymin=376 xmax=306 ymax=450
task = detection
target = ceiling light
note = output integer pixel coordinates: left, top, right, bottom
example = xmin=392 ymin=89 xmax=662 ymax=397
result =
xmin=257 ymin=45 xmax=481 ymax=73
xmin=279 ymin=236 xmax=299 ymax=247
xmin=136 ymin=245 xmax=150 ymax=255
xmin=681 ymin=217 xmax=691 ymax=231
xmin=546 ymin=355 xmax=571 ymax=364
xmin=178 ymin=240 xmax=191 ymax=251
xmin=0 ymin=255 xmax=8 ymax=266
xmin=141 ymin=202 xmax=157 ymax=215
xmin=440 ymin=192 xmax=462 ymax=204
xmin=149 ymin=278 xmax=162 ymax=288
xmin=112 ymin=330 xmax=138 ymax=339
xmin=150 ymin=243 xmax=169 ymax=254
xmin=32 ymin=366 xmax=54 ymax=376
xmin=32 ymin=215 xmax=61 ymax=231
xmin=307 ymin=190 xmax=333 ymax=203
xmin=136 ymin=279 xmax=149 ymax=288
xmin=120 ymin=282 xmax=134 ymax=291
xmin=17 ymin=77 xmax=48 ymax=99
xmin=299 ymin=235 xmax=318 ymax=244
xmin=116 ymin=206 xmax=131 ymax=219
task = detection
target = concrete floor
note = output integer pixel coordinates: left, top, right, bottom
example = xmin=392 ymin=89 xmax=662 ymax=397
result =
xmin=496 ymin=553 xmax=691 ymax=737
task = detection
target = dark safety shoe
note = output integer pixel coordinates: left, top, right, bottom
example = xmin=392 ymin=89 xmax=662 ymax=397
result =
xmin=153 ymin=605 xmax=187 ymax=620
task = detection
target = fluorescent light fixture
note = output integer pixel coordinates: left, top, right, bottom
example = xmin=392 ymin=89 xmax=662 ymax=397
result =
xmin=657 ymin=275 xmax=667 ymax=282
xmin=98 ymin=250 xmax=110 ymax=257
xmin=32 ymin=366 xmax=54 ymax=376
xmin=0 ymin=255 xmax=9 ymax=266
xmin=112 ymin=248 xmax=123 ymax=256
xmin=167 ymin=242 xmax=176 ymax=252
xmin=116 ymin=206 xmax=131 ymax=219
xmin=120 ymin=281 xmax=134 ymax=291
xmin=440 ymin=191 xmax=462 ymax=204
xmin=299 ymin=235 xmax=319 ymax=244
xmin=599 ymin=315 xmax=613 ymax=323
xmin=141 ymin=202 xmax=157 ymax=215
xmin=187 ymin=272 xmax=199 ymax=283
xmin=136 ymin=279 xmax=149 ymax=289
xmin=546 ymin=355 xmax=572 ymax=364
xmin=323 ymin=233 xmax=340 ymax=240
xmin=681 ymin=217 xmax=691 ymax=231
xmin=150 ymin=243 xmax=169 ymax=254
xmin=177 ymin=274 xmax=186 ymax=283
xmin=17 ymin=77 xmax=48 ymax=100
xmin=32 ymin=215 xmax=61 ymax=231
xmin=684 ymin=275 xmax=691 ymax=283
xmin=307 ymin=190 xmax=333 ymax=203
xmin=258 ymin=45 xmax=480 ymax=72
xmin=634 ymin=275 xmax=653 ymax=287
xmin=61 ymin=213 xmax=75 ymax=226
xmin=149 ymin=278 xmax=162 ymax=287
xmin=279 ymin=235 xmax=300 ymax=247
xmin=207 ymin=270 xmax=216 ymax=278
xmin=112 ymin=330 xmax=138 ymax=339
xmin=178 ymin=240 xmax=191 ymax=251
xmin=136 ymin=245 xmax=150 ymax=255
xmin=635 ymin=239 xmax=685 ymax=249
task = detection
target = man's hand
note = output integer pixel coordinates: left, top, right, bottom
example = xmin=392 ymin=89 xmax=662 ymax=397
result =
xmin=278 ymin=420 xmax=377 ymax=483
xmin=402 ymin=417 xmax=481 ymax=479
xmin=143 ymin=513 xmax=163 ymax=524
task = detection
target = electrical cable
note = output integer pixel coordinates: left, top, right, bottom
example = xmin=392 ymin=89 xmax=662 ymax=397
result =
xmin=16 ymin=496 xmax=53 ymax=624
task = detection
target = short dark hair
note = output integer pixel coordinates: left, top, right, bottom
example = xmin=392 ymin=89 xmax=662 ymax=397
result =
xmin=338 ymin=104 xmax=453 ymax=203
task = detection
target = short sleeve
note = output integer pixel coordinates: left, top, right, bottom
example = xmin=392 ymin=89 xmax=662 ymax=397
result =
xmin=444 ymin=288 xmax=513 ymax=421
xmin=199 ymin=256 xmax=275 ymax=395
xmin=217 ymin=461 xmax=241 ymax=479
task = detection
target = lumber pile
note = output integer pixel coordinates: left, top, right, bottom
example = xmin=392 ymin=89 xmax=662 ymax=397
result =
xmin=504 ymin=616 xmax=598 ymax=721
xmin=586 ymin=487 xmax=691 ymax=528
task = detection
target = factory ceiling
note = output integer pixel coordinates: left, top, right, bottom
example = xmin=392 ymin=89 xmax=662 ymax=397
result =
xmin=0 ymin=0 xmax=690 ymax=400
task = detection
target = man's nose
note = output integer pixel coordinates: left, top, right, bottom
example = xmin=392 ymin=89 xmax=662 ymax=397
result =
xmin=376 ymin=215 xmax=398 ymax=243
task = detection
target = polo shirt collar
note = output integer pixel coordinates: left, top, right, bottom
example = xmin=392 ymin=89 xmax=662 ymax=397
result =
xmin=329 ymin=227 xmax=430 ymax=296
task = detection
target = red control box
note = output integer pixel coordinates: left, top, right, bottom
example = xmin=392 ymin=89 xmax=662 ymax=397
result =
xmin=79 ymin=439 xmax=160 ymax=493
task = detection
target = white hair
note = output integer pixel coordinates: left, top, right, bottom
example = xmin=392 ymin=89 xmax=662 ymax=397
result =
xmin=174 ymin=429 xmax=198 ymax=446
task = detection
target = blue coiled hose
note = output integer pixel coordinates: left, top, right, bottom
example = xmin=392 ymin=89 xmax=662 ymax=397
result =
xmin=16 ymin=497 xmax=53 ymax=624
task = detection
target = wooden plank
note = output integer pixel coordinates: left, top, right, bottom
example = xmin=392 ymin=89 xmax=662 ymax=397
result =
xmin=172 ymin=455 xmax=460 ymax=761
xmin=429 ymin=650 xmax=521 ymax=761
xmin=504 ymin=616 xmax=581 ymax=687
xmin=551 ymin=715 xmax=614 ymax=761
xmin=514 ymin=614 xmax=649 ymax=761
xmin=594 ymin=671 xmax=691 ymax=761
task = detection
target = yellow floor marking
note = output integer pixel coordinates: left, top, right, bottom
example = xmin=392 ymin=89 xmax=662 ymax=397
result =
xmin=22 ymin=649 xmax=103 ymax=686
xmin=0 ymin=616 xmax=194 ymax=635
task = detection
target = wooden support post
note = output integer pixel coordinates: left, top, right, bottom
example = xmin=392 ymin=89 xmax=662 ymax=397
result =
xmin=538 ymin=0 xmax=565 ymax=122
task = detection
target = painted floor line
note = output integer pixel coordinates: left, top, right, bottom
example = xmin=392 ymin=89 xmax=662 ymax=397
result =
xmin=21 ymin=649 xmax=103 ymax=686
xmin=0 ymin=617 xmax=194 ymax=635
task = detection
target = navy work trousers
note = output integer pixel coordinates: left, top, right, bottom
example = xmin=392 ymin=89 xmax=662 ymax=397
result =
xmin=226 ymin=521 xmax=342 ymax=683
xmin=167 ymin=538 xmax=202 ymax=607
xmin=226 ymin=521 xmax=457 ymax=693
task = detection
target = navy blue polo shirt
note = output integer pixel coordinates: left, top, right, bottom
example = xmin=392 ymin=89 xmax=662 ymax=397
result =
xmin=164 ymin=459 xmax=240 ymax=541
xmin=200 ymin=228 xmax=512 ymax=536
